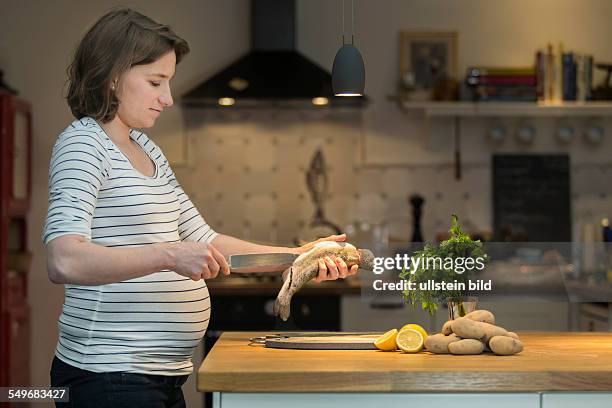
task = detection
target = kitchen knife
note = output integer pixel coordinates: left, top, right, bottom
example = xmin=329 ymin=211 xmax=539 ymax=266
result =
xmin=228 ymin=253 xmax=298 ymax=273
xmin=249 ymin=332 xmax=381 ymax=344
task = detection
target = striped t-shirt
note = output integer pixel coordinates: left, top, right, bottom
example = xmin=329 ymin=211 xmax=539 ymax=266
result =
xmin=42 ymin=116 xmax=217 ymax=376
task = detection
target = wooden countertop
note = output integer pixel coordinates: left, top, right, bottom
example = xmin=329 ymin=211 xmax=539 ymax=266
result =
xmin=197 ymin=331 xmax=612 ymax=392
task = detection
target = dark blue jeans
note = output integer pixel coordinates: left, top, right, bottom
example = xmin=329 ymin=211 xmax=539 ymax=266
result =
xmin=50 ymin=356 xmax=188 ymax=408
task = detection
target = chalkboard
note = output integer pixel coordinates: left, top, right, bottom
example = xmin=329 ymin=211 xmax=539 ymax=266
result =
xmin=493 ymin=155 xmax=571 ymax=242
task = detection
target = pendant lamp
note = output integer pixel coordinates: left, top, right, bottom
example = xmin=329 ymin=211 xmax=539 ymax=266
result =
xmin=332 ymin=0 xmax=365 ymax=96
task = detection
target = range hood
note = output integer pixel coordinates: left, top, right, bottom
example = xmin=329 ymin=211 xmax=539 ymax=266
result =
xmin=182 ymin=0 xmax=365 ymax=108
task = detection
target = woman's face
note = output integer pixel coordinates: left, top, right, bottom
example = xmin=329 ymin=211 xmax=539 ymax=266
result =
xmin=114 ymin=50 xmax=176 ymax=129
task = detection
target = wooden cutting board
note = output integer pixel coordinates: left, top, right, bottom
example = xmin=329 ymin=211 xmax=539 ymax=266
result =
xmin=263 ymin=333 xmax=381 ymax=350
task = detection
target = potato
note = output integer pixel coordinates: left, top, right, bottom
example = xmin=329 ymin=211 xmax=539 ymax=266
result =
xmin=477 ymin=321 xmax=510 ymax=344
xmin=441 ymin=320 xmax=453 ymax=335
xmin=489 ymin=335 xmax=523 ymax=355
xmin=450 ymin=317 xmax=486 ymax=340
xmin=507 ymin=331 xmax=519 ymax=340
xmin=441 ymin=310 xmax=522 ymax=356
xmin=465 ymin=309 xmax=495 ymax=325
xmin=424 ymin=333 xmax=460 ymax=354
xmin=448 ymin=339 xmax=485 ymax=355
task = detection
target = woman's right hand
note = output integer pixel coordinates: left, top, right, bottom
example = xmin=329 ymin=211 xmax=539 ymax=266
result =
xmin=169 ymin=242 xmax=230 ymax=280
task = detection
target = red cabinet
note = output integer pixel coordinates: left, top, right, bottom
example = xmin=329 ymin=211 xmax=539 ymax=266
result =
xmin=0 ymin=89 xmax=32 ymax=389
xmin=0 ymin=90 xmax=31 ymax=214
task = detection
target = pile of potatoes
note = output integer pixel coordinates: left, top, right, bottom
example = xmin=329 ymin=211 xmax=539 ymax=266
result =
xmin=424 ymin=309 xmax=523 ymax=356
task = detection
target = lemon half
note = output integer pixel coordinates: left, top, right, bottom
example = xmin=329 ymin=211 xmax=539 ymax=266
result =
xmin=400 ymin=323 xmax=428 ymax=341
xmin=374 ymin=329 xmax=398 ymax=351
xmin=396 ymin=328 xmax=424 ymax=353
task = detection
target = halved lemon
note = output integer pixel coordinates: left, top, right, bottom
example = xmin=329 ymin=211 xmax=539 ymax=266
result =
xmin=396 ymin=328 xmax=424 ymax=353
xmin=400 ymin=323 xmax=428 ymax=341
xmin=374 ymin=329 xmax=398 ymax=351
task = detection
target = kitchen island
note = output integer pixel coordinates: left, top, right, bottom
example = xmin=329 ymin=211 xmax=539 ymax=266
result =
xmin=197 ymin=331 xmax=612 ymax=408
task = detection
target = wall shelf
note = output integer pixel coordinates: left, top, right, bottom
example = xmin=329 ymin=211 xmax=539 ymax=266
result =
xmin=396 ymin=100 xmax=612 ymax=117
xmin=384 ymin=97 xmax=612 ymax=180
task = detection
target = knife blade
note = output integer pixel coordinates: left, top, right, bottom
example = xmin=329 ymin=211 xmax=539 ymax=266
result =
xmin=228 ymin=253 xmax=299 ymax=273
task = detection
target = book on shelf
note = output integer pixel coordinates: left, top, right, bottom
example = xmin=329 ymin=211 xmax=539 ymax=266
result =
xmin=578 ymin=55 xmax=593 ymax=101
xmin=462 ymin=45 xmax=594 ymax=104
xmin=562 ymin=52 xmax=577 ymax=101
xmin=536 ymin=43 xmax=593 ymax=103
xmin=536 ymin=50 xmax=546 ymax=100
xmin=476 ymin=95 xmax=538 ymax=102
xmin=476 ymin=85 xmax=537 ymax=97
xmin=467 ymin=75 xmax=536 ymax=86
xmin=465 ymin=66 xmax=537 ymax=102
xmin=466 ymin=67 xmax=535 ymax=76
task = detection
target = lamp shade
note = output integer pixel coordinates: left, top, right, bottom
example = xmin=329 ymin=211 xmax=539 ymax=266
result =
xmin=332 ymin=44 xmax=365 ymax=96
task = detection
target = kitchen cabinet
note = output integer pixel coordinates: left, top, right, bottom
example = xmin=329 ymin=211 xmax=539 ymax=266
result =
xmin=1 ymin=303 xmax=31 ymax=385
xmin=0 ymin=90 xmax=32 ymax=390
xmin=0 ymin=90 xmax=31 ymax=213
xmin=216 ymin=393 xmax=540 ymax=408
xmin=542 ymin=393 xmax=612 ymax=407
xmin=217 ymin=392 xmax=612 ymax=408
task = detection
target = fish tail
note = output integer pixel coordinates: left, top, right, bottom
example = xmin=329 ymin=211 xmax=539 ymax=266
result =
xmin=274 ymin=267 xmax=293 ymax=321
xmin=273 ymin=297 xmax=290 ymax=321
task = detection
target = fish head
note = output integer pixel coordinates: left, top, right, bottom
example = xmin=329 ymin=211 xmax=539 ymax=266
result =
xmin=357 ymin=249 xmax=375 ymax=271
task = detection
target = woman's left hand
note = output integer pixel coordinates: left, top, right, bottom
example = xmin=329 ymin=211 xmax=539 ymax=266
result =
xmin=295 ymin=234 xmax=359 ymax=282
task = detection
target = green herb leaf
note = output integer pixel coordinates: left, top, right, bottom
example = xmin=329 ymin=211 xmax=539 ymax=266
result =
xmin=400 ymin=215 xmax=488 ymax=315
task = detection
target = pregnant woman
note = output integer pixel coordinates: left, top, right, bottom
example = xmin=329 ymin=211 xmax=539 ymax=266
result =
xmin=43 ymin=8 xmax=357 ymax=408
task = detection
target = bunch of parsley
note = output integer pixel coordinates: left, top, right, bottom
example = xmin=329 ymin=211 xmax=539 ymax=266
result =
xmin=399 ymin=215 xmax=488 ymax=315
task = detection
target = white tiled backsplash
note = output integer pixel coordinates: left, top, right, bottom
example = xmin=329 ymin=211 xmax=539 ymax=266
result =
xmin=169 ymin=108 xmax=612 ymax=246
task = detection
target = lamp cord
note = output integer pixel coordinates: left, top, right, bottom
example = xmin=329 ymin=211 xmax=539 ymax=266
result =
xmin=351 ymin=0 xmax=355 ymax=45
xmin=341 ymin=0 xmax=356 ymax=45
xmin=341 ymin=0 xmax=345 ymax=44
xmin=340 ymin=0 xmax=355 ymax=45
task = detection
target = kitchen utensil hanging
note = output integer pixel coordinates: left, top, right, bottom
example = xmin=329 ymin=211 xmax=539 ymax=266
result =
xmin=295 ymin=149 xmax=342 ymax=245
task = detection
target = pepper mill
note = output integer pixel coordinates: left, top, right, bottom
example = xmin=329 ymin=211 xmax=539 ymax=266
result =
xmin=409 ymin=194 xmax=425 ymax=242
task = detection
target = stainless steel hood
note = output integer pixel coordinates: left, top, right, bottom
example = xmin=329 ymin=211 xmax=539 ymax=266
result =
xmin=182 ymin=0 xmax=366 ymax=108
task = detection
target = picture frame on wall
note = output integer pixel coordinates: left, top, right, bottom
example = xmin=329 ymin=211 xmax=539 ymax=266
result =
xmin=399 ymin=31 xmax=458 ymax=100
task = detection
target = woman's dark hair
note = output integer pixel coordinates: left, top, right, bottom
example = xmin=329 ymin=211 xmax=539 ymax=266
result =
xmin=66 ymin=7 xmax=189 ymax=122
